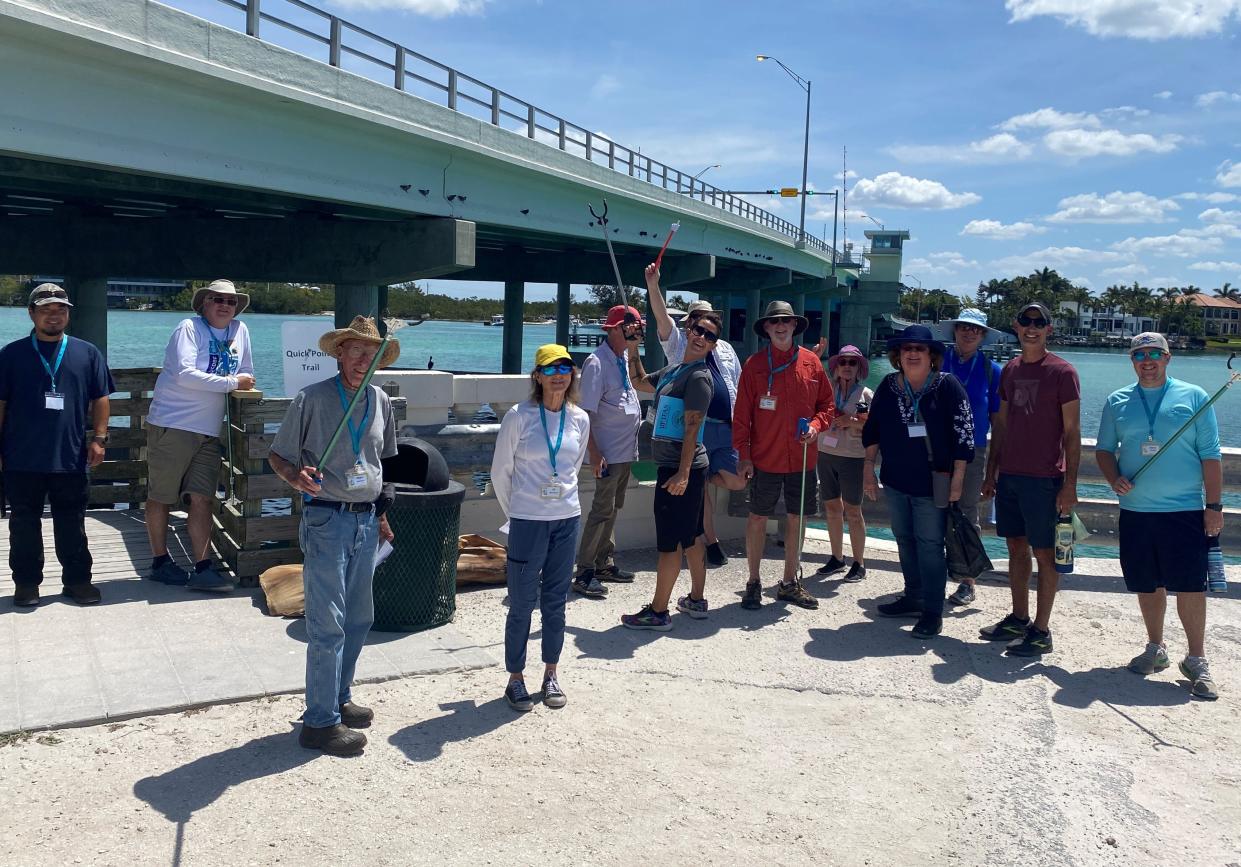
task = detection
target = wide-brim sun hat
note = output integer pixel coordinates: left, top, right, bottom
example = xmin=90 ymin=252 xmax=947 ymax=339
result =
xmin=886 ymin=324 xmax=946 ymax=355
xmin=753 ymin=300 xmax=808 ymax=338
xmin=318 ymin=315 xmax=401 ymax=369
xmin=943 ymin=307 xmax=996 ymax=333
xmin=828 ymin=344 xmax=869 ymax=380
xmin=191 ymin=279 xmax=250 ymax=315
xmin=534 ymin=343 xmax=575 ymax=368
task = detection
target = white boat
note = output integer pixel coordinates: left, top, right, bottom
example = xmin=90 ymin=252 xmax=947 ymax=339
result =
xmin=484 ymin=314 xmax=504 ymax=327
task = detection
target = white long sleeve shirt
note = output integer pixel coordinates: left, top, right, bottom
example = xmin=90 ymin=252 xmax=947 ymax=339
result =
xmin=490 ymin=400 xmax=590 ymax=533
xmin=661 ymin=327 xmax=741 ymax=415
xmin=147 ymin=317 xmax=255 ymax=436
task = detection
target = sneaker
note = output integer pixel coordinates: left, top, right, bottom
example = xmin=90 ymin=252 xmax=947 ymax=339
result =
xmin=1007 ymin=625 xmax=1053 ymax=657
xmin=911 ymin=615 xmax=943 ymax=639
xmin=776 ymin=579 xmax=818 ymax=609
xmin=741 ymin=581 xmax=763 ymax=610
xmin=676 ymin=594 xmax=709 ymax=619
xmin=541 ymin=673 xmax=567 ymax=709
xmin=62 ymin=583 xmax=101 ymax=605
xmin=843 ymin=562 xmax=867 ymax=583
xmin=1179 ymin=657 xmax=1219 ymax=701
xmin=947 ymin=582 xmax=976 ymax=606
xmin=620 ymin=604 xmax=673 ymax=631
xmin=299 ymin=722 xmax=366 ymax=756
xmin=705 ymin=542 xmax=729 ymax=568
xmin=595 ymin=565 xmax=635 ymax=583
xmin=13 ymin=584 xmax=39 ymax=607
xmin=149 ymin=559 xmax=190 ymax=586
xmin=505 ymin=679 xmax=534 ymax=712
xmin=187 ymin=565 xmax=232 ymax=593
xmin=815 ymin=555 xmax=847 ymax=577
xmin=571 ymin=572 xmax=608 ymax=598
xmin=1128 ymin=642 xmax=1170 ymax=675
xmin=979 ymin=613 xmax=1030 ymax=641
xmin=877 ymin=595 xmax=921 ymax=618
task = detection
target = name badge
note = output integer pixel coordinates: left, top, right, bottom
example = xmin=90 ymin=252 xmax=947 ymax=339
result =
xmin=759 ymin=394 xmax=778 ymax=411
xmin=907 ymin=423 xmax=927 ymax=438
xmin=818 ymin=432 xmax=839 ymax=448
xmin=540 ymin=482 xmax=563 ymax=500
xmin=345 ymin=462 xmax=368 ymax=490
xmin=45 ymin=392 xmax=64 ymax=411
xmin=1140 ymin=440 xmax=1160 ymax=457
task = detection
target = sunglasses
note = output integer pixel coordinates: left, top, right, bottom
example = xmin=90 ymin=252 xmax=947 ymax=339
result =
xmin=36 ymin=289 xmax=69 ymax=301
xmin=1131 ymin=349 xmax=1166 ymax=362
xmin=956 ymin=324 xmax=985 ymax=335
xmin=836 ymin=358 xmax=859 ymax=366
xmin=901 ymin=344 xmax=930 ymax=353
xmin=540 ymin=363 xmax=574 ymax=375
xmin=208 ymin=296 xmax=239 ymax=306
xmin=767 ymin=316 xmax=795 ymax=325
xmin=1016 ymin=314 xmax=1049 ymax=328
xmin=688 ymin=324 xmax=719 ymax=342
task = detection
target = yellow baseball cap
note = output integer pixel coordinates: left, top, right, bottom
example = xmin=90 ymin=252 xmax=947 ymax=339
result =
xmin=534 ymin=344 xmax=574 ymax=368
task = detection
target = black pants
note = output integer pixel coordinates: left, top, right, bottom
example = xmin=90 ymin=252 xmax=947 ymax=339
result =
xmin=3 ymin=471 xmax=93 ymax=587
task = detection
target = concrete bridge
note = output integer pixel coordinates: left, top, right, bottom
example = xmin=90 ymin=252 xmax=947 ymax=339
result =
xmin=0 ymin=0 xmax=907 ymax=369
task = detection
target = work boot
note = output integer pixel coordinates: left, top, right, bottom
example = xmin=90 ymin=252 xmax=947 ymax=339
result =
xmin=62 ymin=583 xmax=101 ymax=605
xmin=299 ymin=723 xmax=366 ymax=756
xmin=339 ymin=701 xmax=374 ymax=728
xmin=13 ymin=585 xmax=39 ymax=607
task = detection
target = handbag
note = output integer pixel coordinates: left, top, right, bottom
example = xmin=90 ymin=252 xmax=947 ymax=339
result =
xmin=946 ymin=503 xmax=994 ymax=580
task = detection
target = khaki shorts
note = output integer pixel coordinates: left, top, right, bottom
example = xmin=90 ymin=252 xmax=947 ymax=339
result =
xmin=145 ymin=422 xmax=220 ymax=504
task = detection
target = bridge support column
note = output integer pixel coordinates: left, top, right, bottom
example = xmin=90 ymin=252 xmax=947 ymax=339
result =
xmin=336 ymin=284 xmax=378 ymax=328
xmin=377 ymin=284 xmax=390 ymax=336
xmin=66 ymin=276 xmax=108 ymax=357
xmin=644 ymin=313 xmax=665 ymax=370
xmin=791 ymin=293 xmax=806 ymax=346
xmin=744 ymin=288 xmax=762 ymax=357
xmin=719 ymin=295 xmax=734 ymax=343
xmin=556 ymin=281 xmax=571 ymax=348
xmin=502 ymin=280 xmax=524 ymax=374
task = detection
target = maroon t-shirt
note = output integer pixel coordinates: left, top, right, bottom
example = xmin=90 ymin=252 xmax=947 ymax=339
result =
xmin=998 ymin=352 xmax=1080 ymax=478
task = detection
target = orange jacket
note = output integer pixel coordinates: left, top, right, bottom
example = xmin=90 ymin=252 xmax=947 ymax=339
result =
xmin=733 ymin=344 xmax=836 ymax=473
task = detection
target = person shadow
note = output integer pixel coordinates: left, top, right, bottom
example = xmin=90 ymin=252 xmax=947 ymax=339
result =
xmin=389 ymin=697 xmax=521 ymax=762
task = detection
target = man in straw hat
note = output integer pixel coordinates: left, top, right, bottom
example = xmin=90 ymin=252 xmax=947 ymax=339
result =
xmin=733 ymin=300 xmax=836 ymax=611
xmin=144 ymin=279 xmax=256 ymax=593
xmin=269 ymin=316 xmax=399 ymax=756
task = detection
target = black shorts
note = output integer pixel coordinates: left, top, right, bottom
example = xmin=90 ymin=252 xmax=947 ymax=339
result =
xmin=749 ymin=468 xmax=818 ymax=518
xmin=816 ymin=452 xmax=864 ymax=506
xmin=995 ymin=473 xmax=1062 ymax=549
xmin=1119 ymin=509 xmax=1209 ymax=594
xmin=654 ymin=465 xmax=707 ymax=553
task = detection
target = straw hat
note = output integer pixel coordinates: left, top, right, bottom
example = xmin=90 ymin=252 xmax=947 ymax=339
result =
xmin=752 ymin=300 xmax=808 ymax=338
xmin=191 ymin=279 xmax=250 ymax=314
xmin=318 ymin=316 xmax=401 ymax=368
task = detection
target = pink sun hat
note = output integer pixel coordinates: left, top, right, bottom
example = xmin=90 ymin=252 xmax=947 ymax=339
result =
xmin=827 ymin=344 xmax=869 ymax=380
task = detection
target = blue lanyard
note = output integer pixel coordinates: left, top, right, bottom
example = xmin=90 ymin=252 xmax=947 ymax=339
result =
xmin=766 ymin=346 xmax=796 ymax=394
xmin=1136 ymin=380 xmax=1170 ymax=440
xmin=201 ymin=316 xmax=236 ymax=375
xmin=657 ymin=360 xmax=706 ymax=400
xmin=334 ymin=376 xmax=371 ymax=460
xmin=616 ymin=355 xmax=630 ymax=391
xmin=903 ymin=375 xmax=933 ymax=422
xmin=835 ymin=381 xmax=860 ymax=413
xmin=947 ymin=348 xmax=979 ymax=384
xmin=30 ymin=333 xmax=67 ymax=392
xmin=539 ymin=403 xmax=566 ymax=478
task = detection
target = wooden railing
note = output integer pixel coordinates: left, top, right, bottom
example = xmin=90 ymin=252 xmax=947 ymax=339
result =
xmin=89 ymin=368 xmax=159 ymax=508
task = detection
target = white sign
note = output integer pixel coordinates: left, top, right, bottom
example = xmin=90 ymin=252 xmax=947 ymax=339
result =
xmin=282 ymin=320 xmax=335 ymax=395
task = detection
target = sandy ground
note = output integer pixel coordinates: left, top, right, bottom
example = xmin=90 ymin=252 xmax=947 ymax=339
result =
xmin=1 ymin=536 xmax=1239 ymax=867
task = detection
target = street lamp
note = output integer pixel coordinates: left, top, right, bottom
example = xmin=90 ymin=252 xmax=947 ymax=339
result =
xmin=693 ymin=164 xmax=721 ymax=180
xmin=756 ymin=54 xmax=811 ymax=249
xmin=905 ymin=274 xmax=922 ymax=323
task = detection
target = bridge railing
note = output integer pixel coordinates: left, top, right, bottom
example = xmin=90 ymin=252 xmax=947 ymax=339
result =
xmin=202 ymin=0 xmax=835 ymax=256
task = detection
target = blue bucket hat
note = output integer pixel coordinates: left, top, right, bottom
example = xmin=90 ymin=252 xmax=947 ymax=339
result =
xmin=943 ymin=308 xmax=995 ymax=333
xmin=886 ymin=324 xmax=946 ymax=354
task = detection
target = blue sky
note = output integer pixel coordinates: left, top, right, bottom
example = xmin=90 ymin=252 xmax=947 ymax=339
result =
xmin=173 ymin=0 xmax=1241 ymax=301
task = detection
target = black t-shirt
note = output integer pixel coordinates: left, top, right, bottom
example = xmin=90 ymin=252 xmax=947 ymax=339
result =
xmin=0 ymin=334 xmax=115 ymax=473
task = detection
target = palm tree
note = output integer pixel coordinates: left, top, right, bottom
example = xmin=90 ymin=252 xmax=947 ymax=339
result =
xmin=1213 ymin=281 xmax=1240 ymax=302
xmin=1181 ymin=284 xmax=1202 ymax=297
xmin=1062 ymin=285 xmax=1093 ymax=333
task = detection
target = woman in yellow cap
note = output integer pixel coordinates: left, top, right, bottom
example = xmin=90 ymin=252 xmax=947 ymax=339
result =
xmin=490 ymin=344 xmax=591 ymax=711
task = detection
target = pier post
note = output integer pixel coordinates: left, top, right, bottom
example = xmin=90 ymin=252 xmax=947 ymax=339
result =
xmin=377 ymin=283 xmax=389 ymax=336
xmin=65 ymin=276 xmax=109 ymax=357
xmin=556 ymin=281 xmax=571 ymax=348
xmin=744 ymin=288 xmax=761 ymax=357
xmin=335 ymin=283 xmax=378 ymax=328
xmin=792 ymin=292 xmax=806 ymax=345
xmin=502 ymin=279 xmax=524 ymax=373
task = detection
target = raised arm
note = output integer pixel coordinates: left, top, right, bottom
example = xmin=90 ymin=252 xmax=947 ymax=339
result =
xmin=644 ymin=263 xmax=676 ymax=342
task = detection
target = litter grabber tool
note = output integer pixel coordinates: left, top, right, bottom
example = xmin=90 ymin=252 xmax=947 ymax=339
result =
xmin=588 ymin=198 xmax=639 ymax=329
xmin=795 ymin=416 xmax=812 ymax=583
xmin=653 ymin=221 xmax=681 ymax=271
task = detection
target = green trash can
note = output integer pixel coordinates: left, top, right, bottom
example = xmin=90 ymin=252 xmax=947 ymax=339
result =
xmin=371 ymin=438 xmax=465 ymax=633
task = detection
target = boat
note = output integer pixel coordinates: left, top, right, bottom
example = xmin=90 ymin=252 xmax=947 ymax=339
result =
xmin=484 ymin=314 xmax=503 ymax=327
xmin=1206 ymin=335 xmax=1241 ymax=349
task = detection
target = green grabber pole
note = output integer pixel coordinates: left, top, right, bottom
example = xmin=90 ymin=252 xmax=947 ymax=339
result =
xmin=1130 ymin=353 xmax=1239 ymax=484
xmin=306 ymin=335 xmax=392 ymax=497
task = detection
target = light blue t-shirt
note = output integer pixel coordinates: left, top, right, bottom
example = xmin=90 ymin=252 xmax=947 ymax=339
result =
xmin=1096 ymin=376 xmax=1221 ymax=512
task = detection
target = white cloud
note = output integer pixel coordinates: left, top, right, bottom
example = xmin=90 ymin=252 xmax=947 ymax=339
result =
xmin=1068 ymin=276 xmax=1095 ymax=288
xmin=1199 ymin=207 xmax=1241 ymax=223
xmin=851 ymin=172 xmax=981 ymax=209
xmin=998 ymin=107 xmax=1101 ymax=130
xmin=991 ymin=245 xmax=1126 ymax=274
xmin=1101 ymin=263 xmax=1150 ymax=279
xmin=960 ymin=219 xmax=1047 ymax=239
xmin=1177 ymin=191 xmax=1240 ymax=203
xmin=1006 ymin=0 xmax=1241 ymax=40
xmin=1111 ymin=228 xmax=1228 ymax=257
xmin=1197 ymin=90 xmax=1241 ymax=107
xmin=1189 ymin=260 xmax=1241 ymax=271
xmin=1047 ymin=191 xmax=1180 ymax=223
xmin=1217 ymin=161 xmax=1241 ymax=187
xmin=836 ymin=169 xmax=859 ymax=181
xmin=1153 ymin=90 xmax=1173 ymax=99
xmin=1101 ymin=105 xmax=1151 ymax=118
xmin=589 ymin=74 xmax=621 ymax=100
xmin=889 ymin=133 xmax=1033 ymax=163
xmin=1044 ymin=128 xmax=1182 ymax=157
xmin=904 ymin=252 xmax=979 ymax=277
xmin=331 ymin=0 xmax=486 ymax=14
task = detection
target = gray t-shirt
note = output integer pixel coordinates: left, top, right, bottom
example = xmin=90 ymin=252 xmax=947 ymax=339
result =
xmin=650 ymin=363 xmax=711 ymax=470
xmin=270 ymin=377 xmax=398 ymax=502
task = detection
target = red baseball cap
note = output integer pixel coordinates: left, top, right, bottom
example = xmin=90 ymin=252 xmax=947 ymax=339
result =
xmin=602 ymin=305 xmax=644 ymax=329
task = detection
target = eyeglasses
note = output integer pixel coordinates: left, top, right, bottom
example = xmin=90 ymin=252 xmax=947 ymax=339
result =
xmin=688 ymin=324 xmax=719 ymax=342
xmin=1016 ymin=314 xmax=1049 ymax=328
xmin=342 ymin=345 xmax=378 ymax=360
xmin=540 ymin=363 xmax=574 ymax=375
xmin=901 ymin=344 xmax=930 ymax=354
xmin=836 ymin=358 xmax=859 ymax=366
xmin=767 ymin=316 xmax=795 ymax=325
xmin=1131 ymin=349 xmax=1166 ymax=361
xmin=208 ymin=296 xmax=238 ymax=306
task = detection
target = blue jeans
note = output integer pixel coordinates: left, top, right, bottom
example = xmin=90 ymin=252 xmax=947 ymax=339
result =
xmin=505 ymin=516 xmax=579 ymax=674
xmin=299 ymin=506 xmax=378 ymax=727
xmin=884 ymin=487 xmax=948 ymax=617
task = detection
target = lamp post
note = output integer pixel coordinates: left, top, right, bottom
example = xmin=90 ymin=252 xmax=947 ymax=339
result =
xmin=693 ymin=164 xmax=721 ymax=180
xmin=906 ymin=274 xmax=922 ymax=323
xmin=756 ymin=54 xmax=811 ymax=249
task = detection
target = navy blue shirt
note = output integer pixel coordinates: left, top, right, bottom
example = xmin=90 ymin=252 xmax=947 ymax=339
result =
xmin=705 ymin=356 xmax=732 ymax=423
xmin=0 ymin=333 xmax=115 ymax=473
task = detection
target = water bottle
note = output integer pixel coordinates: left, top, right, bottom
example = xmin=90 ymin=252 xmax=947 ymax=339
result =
xmin=1207 ymin=537 xmax=1227 ymax=593
xmin=1054 ymin=513 xmax=1075 ymax=574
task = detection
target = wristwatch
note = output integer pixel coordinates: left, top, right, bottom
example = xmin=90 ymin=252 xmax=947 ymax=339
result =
xmin=1206 ymin=502 xmax=1223 ymax=512
xmin=91 ymin=434 xmax=109 ymax=445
